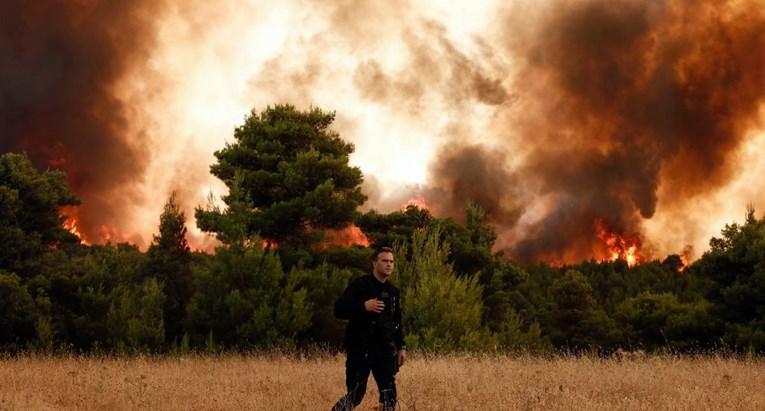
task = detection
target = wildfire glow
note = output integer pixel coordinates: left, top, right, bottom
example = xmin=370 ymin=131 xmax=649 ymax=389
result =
xmin=595 ymin=220 xmax=642 ymax=267
xmin=63 ymin=219 xmax=84 ymax=241
xmin=404 ymin=195 xmax=430 ymax=211
xmin=323 ymin=225 xmax=371 ymax=248
xmin=18 ymin=0 xmax=765 ymax=264
xmin=262 ymin=239 xmax=279 ymax=250
xmin=678 ymin=247 xmax=692 ymax=272
xmin=61 ymin=208 xmax=89 ymax=245
xmin=678 ymin=255 xmax=690 ymax=272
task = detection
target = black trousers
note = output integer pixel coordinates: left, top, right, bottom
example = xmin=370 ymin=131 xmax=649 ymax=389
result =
xmin=331 ymin=347 xmax=399 ymax=411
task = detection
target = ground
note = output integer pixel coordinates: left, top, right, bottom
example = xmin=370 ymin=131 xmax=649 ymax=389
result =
xmin=1 ymin=353 xmax=762 ymax=410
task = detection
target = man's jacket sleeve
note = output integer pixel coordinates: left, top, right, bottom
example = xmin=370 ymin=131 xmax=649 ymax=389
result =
xmin=395 ymin=290 xmax=405 ymax=349
xmin=334 ymin=278 xmax=365 ymax=320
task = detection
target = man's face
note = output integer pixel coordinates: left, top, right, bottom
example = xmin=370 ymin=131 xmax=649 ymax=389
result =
xmin=373 ymin=252 xmax=394 ymax=279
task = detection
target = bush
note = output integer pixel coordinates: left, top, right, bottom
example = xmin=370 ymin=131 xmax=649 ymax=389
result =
xmin=186 ymin=243 xmax=312 ymax=349
xmin=395 ymin=226 xmax=493 ymax=351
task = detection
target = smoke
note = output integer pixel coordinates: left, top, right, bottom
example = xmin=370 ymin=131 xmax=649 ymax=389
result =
xmin=499 ymin=0 xmax=765 ymax=262
xmin=414 ymin=0 xmax=765 ymax=263
xmin=0 ymin=1 xmax=166 ymax=246
xmin=425 ymin=144 xmax=522 ymax=225
xmin=3 ymin=0 xmax=765 ymax=263
xmin=351 ymin=19 xmax=513 ymax=121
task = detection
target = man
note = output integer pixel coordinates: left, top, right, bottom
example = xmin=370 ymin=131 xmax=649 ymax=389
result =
xmin=331 ymin=247 xmax=406 ymax=411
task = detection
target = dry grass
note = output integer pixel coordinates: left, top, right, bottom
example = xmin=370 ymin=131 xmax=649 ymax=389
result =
xmin=0 ymin=352 xmax=763 ymax=410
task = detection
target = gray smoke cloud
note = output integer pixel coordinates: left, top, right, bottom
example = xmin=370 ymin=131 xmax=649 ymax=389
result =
xmin=418 ymin=0 xmax=765 ymax=263
xmin=0 ymin=0 xmax=167 ymax=245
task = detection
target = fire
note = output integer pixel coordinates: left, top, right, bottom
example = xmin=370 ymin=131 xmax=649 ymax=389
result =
xmin=323 ymin=225 xmax=371 ymax=248
xmin=678 ymin=254 xmax=690 ymax=272
xmin=60 ymin=207 xmax=90 ymax=245
xmin=595 ymin=220 xmax=642 ymax=267
xmin=97 ymin=224 xmax=142 ymax=247
xmin=404 ymin=194 xmax=429 ymax=211
xmin=678 ymin=246 xmax=693 ymax=272
xmin=63 ymin=218 xmax=84 ymax=241
xmin=48 ymin=157 xmax=66 ymax=167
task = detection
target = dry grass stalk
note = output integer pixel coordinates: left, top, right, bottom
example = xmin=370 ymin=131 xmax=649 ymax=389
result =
xmin=0 ymin=353 xmax=763 ymax=410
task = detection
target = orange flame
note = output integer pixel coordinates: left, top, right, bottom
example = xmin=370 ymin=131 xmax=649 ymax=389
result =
xmin=678 ymin=246 xmax=693 ymax=272
xmin=323 ymin=225 xmax=370 ymax=248
xmin=678 ymin=254 xmax=689 ymax=272
xmin=595 ymin=220 xmax=642 ymax=267
xmin=404 ymin=194 xmax=429 ymax=211
xmin=60 ymin=207 xmax=90 ymax=245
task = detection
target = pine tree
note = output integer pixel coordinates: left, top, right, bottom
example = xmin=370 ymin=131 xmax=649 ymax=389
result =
xmin=146 ymin=193 xmax=192 ymax=346
xmin=196 ymin=105 xmax=366 ymax=267
xmin=395 ymin=225 xmax=493 ymax=351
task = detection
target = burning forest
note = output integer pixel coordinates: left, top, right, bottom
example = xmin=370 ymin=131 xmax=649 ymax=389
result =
xmin=3 ymin=0 xmax=765 ymax=266
xmin=7 ymin=0 xmax=765 ymax=359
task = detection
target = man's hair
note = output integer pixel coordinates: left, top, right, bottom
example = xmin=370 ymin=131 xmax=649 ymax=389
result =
xmin=372 ymin=246 xmax=394 ymax=261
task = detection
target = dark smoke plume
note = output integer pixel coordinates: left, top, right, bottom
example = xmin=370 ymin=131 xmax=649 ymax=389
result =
xmin=425 ymin=144 xmax=523 ymax=226
xmin=424 ymin=0 xmax=765 ymax=263
xmin=1 ymin=1 xmax=165 ymax=244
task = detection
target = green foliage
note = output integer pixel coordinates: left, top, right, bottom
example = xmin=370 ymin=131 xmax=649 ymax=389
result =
xmin=6 ymin=134 xmax=765 ymax=355
xmin=288 ymin=263 xmax=354 ymax=347
xmin=481 ymin=261 xmax=549 ymax=351
xmin=0 ymin=271 xmax=37 ymax=350
xmin=146 ymin=193 xmax=193 ymax=345
xmin=0 ymin=153 xmax=79 ymax=276
xmin=108 ymin=278 xmax=166 ymax=352
xmin=491 ymin=308 xmax=548 ymax=352
xmin=694 ymin=207 xmax=765 ymax=350
xmin=313 ymin=245 xmax=373 ymax=279
xmin=549 ymin=270 xmax=621 ymax=350
xmin=445 ymin=203 xmax=497 ymax=278
xmin=615 ymin=292 xmax=712 ymax=350
xmin=359 ymin=203 xmax=497 ymax=278
xmin=186 ymin=243 xmax=312 ymax=349
xmin=395 ymin=225 xmax=493 ymax=351
xmin=196 ymin=105 xmax=366 ymax=266
xmin=482 ymin=261 xmax=528 ymax=325
xmin=356 ymin=205 xmax=431 ymax=248
xmin=25 ymin=243 xmax=146 ymax=351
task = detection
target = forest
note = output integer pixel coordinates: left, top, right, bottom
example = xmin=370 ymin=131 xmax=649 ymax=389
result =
xmin=2 ymin=105 xmax=764 ymax=354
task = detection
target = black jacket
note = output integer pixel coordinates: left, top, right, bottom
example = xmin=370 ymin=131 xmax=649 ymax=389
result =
xmin=334 ymin=274 xmax=405 ymax=352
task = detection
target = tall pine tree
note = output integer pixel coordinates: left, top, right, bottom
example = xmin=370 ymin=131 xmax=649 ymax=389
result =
xmin=146 ymin=193 xmax=192 ymax=346
xmin=196 ymin=105 xmax=366 ymax=267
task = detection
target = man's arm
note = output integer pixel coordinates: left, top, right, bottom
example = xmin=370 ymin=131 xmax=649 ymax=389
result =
xmin=394 ymin=289 xmax=406 ymax=367
xmin=394 ymin=289 xmax=405 ymax=350
xmin=334 ymin=278 xmax=366 ymax=320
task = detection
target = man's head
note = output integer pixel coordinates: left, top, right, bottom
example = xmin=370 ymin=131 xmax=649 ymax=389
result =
xmin=372 ymin=247 xmax=394 ymax=282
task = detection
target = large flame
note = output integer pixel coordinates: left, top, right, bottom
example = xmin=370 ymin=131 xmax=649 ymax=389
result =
xmin=678 ymin=246 xmax=692 ymax=272
xmin=323 ymin=225 xmax=371 ymax=248
xmin=404 ymin=194 xmax=430 ymax=211
xmin=595 ymin=220 xmax=642 ymax=267
xmin=61 ymin=207 xmax=89 ymax=245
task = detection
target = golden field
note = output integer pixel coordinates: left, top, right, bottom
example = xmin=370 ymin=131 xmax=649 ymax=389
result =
xmin=1 ymin=353 xmax=763 ymax=410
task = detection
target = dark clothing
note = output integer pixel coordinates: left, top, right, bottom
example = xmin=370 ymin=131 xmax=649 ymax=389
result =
xmin=332 ymin=274 xmax=404 ymax=411
xmin=331 ymin=348 xmax=398 ymax=411
xmin=334 ymin=274 xmax=405 ymax=352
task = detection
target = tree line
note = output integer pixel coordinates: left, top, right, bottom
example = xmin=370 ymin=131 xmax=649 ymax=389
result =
xmin=2 ymin=105 xmax=764 ymax=354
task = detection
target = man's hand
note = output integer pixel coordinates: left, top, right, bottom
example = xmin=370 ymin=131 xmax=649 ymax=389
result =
xmin=397 ymin=349 xmax=406 ymax=367
xmin=364 ymin=298 xmax=385 ymax=313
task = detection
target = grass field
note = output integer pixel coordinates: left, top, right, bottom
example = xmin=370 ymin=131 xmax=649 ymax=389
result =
xmin=1 ymin=352 xmax=763 ymax=410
